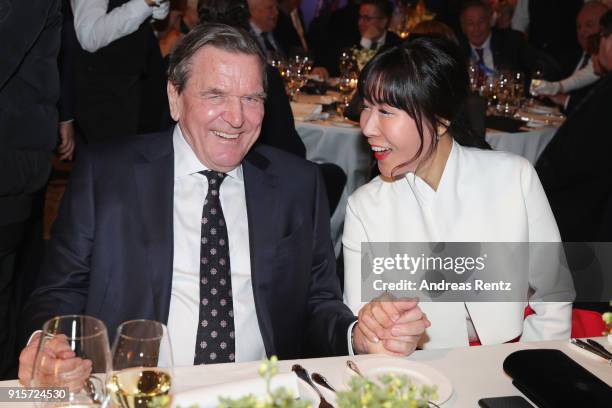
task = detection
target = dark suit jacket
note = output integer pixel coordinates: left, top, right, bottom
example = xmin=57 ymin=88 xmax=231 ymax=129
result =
xmin=0 ymin=0 xmax=61 ymax=224
xmin=274 ymin=9 xmax=306 ymax=56
xmin=258 ymin=65 xmax=306 ymax=158
xmin=461 ymin=28 xmax=560 ymax=78
xmin=21 ymin=129 xmax=355 ymax=359
xmin=535 ymin=74 xmax=612 ymax=242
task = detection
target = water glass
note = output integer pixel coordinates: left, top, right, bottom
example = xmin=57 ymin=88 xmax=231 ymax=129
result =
xmin=31 ymin=315 xmax=111 ymax=407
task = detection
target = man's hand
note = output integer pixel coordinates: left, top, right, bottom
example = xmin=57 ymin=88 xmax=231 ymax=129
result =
xmin=352 ymin=296 xmax=430 ymax=356
xmin=18 ymin=333 xmax=92 ymax=391
xmin=531 ymin=80 xmax=561 ymax=96
xmin=57 ymin=121 xmax=75 ymax=161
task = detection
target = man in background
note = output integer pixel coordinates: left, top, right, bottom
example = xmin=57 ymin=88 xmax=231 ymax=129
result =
xmin=0 ymin=0 xmax=61 ymax=379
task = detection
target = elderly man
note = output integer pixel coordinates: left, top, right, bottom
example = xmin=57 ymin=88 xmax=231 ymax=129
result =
xmin=459 ymin=0 xmax=553 ymax=77
xmin=17 ymin=24 xmax=428 ymax=382
xmin=533 ymin=1 xmax=608 ymax=115
xmin=322 ymin=0 xmax=402 ymax=76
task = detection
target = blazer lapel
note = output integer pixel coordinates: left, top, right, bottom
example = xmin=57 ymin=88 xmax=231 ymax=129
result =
xmin=242 ymin=149 xmax=278 ymax=356
xmin=133 ymin=132 xmax=175 ymax=324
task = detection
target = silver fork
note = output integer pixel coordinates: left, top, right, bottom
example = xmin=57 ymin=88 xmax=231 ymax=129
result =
xmin=292 ymin=364 xmax=334 ymax=408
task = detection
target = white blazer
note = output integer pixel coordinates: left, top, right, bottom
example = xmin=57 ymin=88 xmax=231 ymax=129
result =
xmin=343 ymin=141 xmax=573 ymax=349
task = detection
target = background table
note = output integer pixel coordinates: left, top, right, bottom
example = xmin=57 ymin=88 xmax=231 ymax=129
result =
xmin=2 ymin=337 xmax=609 ymax=407
xmin=296 ymin=121 xmax=559 ymax=254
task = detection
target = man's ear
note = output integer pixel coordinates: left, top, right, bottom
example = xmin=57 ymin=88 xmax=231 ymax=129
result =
xmin=167 ymin=81 xmax=181 ymax=121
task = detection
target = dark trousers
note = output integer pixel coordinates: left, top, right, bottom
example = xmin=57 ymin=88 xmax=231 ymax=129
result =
xmin=0 ymin=221 xmax=26 ymax=379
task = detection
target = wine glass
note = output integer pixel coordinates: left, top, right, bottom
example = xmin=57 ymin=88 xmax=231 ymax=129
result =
xmin=31 ymin=315 xmax=112 ymax=407
xmin=266 ymin=51 xmax=285 ymax=75
xmin=338 ymin=48 xmax=357 ymax=76
xmin=284 ymin=64 xmax=307 ymax=101
xmin=337 ymin=70 xmax=359 ymax=117
xmin=107 ymin=320 xmax=174 ymax=408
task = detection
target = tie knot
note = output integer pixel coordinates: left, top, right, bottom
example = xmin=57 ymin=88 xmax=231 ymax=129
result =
xmin=475 ymin=48 xmax=484 ymax=60
xmin=201 ymin=170 xmax=227 ymax=186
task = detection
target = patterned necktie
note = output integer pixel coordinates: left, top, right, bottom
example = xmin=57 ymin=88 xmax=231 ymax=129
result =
xmin=194 ymin=170 xmax=235 ymax=365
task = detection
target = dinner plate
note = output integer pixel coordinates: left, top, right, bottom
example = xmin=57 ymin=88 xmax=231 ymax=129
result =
xmin=343 ymin=356 xmax=453 ymax=405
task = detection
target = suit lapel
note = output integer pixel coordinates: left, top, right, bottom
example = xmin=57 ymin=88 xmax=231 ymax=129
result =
xmin=242 ymin=149 xmax=278 ymax=356
xmin=133 ymin=131 xmax=175 ymax=324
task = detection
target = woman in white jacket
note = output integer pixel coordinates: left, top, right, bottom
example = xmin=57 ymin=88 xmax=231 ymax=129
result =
xmin=343 ymin=36 xmax=574 ymax=349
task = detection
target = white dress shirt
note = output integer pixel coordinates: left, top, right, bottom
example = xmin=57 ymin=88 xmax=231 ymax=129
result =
xmin=71 ymin=0 xmax=168 ymax=53
xmin=250 ymin=21 xmax=281 ymax=54
xmin=343 ymin=141 xmax=573 ymax=349
xmin=471 ymin=34 xmax=494 ymax=72
xmin=167 ymin=126 xmax=266 ymax=367
xmin=360 ymin=32 xmax=387 ymax=51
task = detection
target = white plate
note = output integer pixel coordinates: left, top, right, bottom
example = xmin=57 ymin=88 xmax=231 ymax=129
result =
xmin=344 ymin=356 xmax=453 ymax=405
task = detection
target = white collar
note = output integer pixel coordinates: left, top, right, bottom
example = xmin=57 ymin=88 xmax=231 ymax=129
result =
xmin=249 ymin=21 xmax=265 ymax=35
xmin=172 ymin=124 xmax=243 ymax=181
xmin=360 ymin=31 xmax=387 ymax=50
xmin=470 ymin=33 xmax=492 ymax=51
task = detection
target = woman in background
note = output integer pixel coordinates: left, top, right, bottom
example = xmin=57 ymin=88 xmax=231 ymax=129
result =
xmin=343 ymin=37 xmax=573 ymax=349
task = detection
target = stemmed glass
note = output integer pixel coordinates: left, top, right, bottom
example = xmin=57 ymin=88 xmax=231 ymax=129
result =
xmin=107 ymin=320 xmax=174 ymax=408
xmin=337 ymin=70 xmax=359 ymax=117
xmin=31 ymin=315 xmax=112 ymax=407
xmin=266 ymin=51 xmax=285 ymax=75
xmin=284 ymin=64 xmax=308 ymax=101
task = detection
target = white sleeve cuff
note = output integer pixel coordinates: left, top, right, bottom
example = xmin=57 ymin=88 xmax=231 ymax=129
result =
xmin=347 ymin=320 xmax=358 ymax=356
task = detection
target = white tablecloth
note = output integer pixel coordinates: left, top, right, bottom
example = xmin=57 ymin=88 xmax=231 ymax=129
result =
xmin=2 ymin=337 xmax=610 ymax=407
xmin=296 ymin=121 xmax=370 ymax=256
xmin=296 ymin=121 xmax=558 ymax=253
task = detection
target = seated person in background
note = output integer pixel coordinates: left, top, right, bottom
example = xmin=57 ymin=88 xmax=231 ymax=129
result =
xmin=536 ymin=9 xmax=612 ymax=243
xmin=459 ymin=0 xmax=557 ymax=78
xmin=17 ymin=23 xmax=429 ymax=385
xmin=323 ymin=0 xmax=403 ymax=77
xmin=343 ymin=36 xmax=573 ymax=349
xmin=531 ymin=1 xmax=608 ymax=116
xmin=412 ymin=20 xmax=488 ymax=142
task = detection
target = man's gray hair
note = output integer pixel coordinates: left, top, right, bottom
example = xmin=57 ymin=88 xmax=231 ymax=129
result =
xmin=167 ymin=23 xmax=267 ymax=94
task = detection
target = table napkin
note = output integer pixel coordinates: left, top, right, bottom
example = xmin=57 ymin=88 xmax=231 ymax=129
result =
xmin=290 ymin=102 xmax=324 ymax=121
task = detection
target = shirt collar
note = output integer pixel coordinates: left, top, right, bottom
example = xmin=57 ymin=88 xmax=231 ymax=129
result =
xmin=250 ymin=21 xmax=264 ymax=35
xmin=360 ymin=31 xmax=387 ymax=50
xmin=172 ymin=124 xmax=243 ymax=181
xmin=470 ymin=33 xmax=491 ymax=52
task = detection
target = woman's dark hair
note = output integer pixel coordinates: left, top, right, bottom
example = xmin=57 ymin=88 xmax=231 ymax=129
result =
xmin=197 ymin=0 xmax=251 ymax=29
xmin=357 ymin=35 xmax=490 ymax=173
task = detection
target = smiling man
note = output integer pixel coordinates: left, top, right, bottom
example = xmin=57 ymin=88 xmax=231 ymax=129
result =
xmin=17 ymin=23 xmax=428 ymax=380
